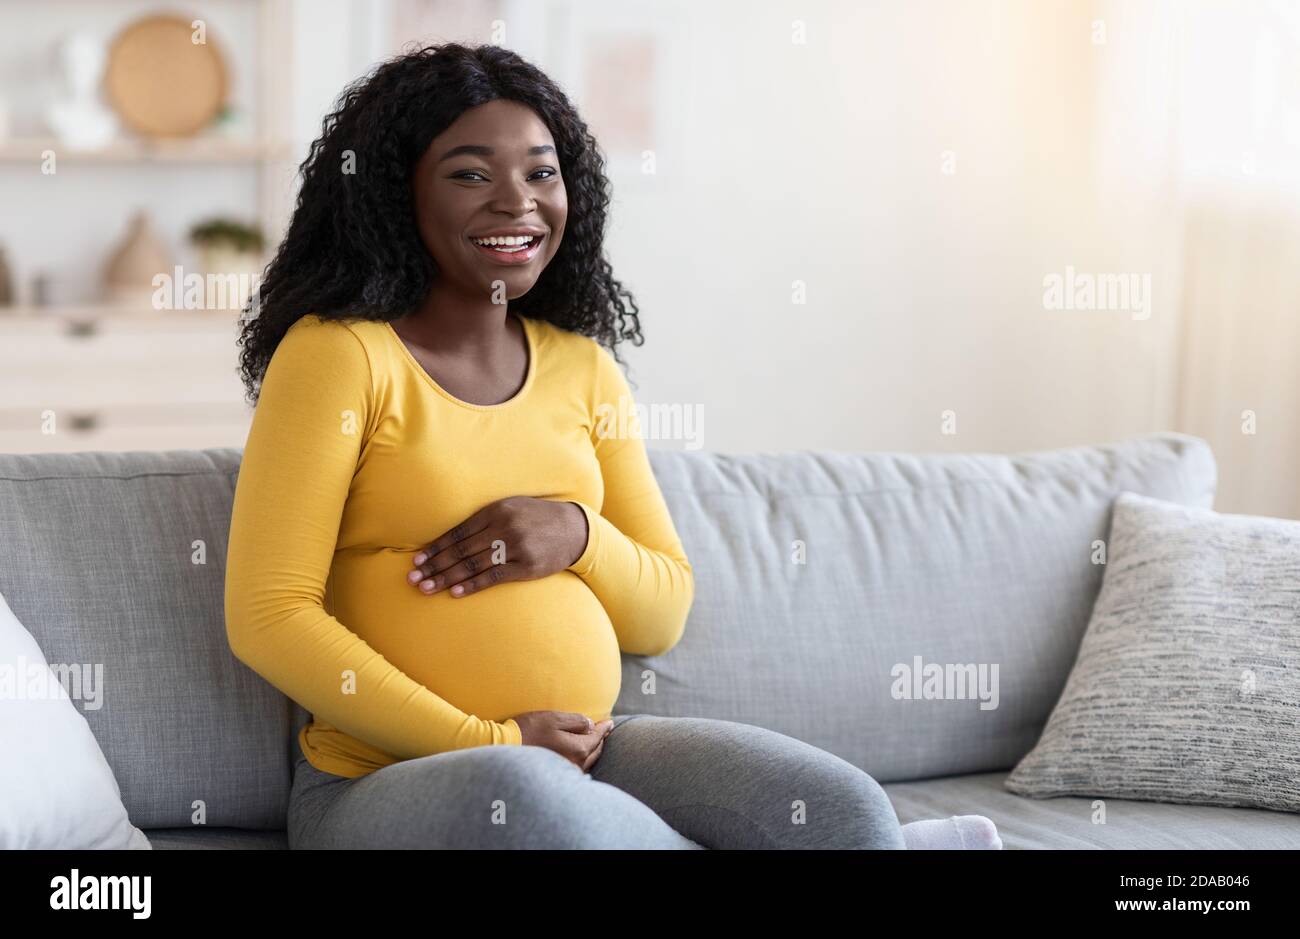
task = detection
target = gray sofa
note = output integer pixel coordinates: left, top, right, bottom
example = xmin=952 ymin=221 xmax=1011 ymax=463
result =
xmin=3 ymin=432 xmax=1298 ymax=849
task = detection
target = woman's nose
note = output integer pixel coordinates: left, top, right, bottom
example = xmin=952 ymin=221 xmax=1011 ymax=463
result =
xmin=489 ymin=179 xmax=535 ymax=215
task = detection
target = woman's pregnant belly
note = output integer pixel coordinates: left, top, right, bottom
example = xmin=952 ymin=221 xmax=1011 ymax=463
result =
xmin=326 ymin=547 xmax=623 ymax=724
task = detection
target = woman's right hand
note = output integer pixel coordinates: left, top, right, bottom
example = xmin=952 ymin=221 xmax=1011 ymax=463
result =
xmin=511 ymin=711 xmax=614 ymax=772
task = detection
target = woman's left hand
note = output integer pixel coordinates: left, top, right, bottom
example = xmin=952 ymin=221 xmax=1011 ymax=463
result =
xmin=406 ymin=496 xmax=589 ymax=597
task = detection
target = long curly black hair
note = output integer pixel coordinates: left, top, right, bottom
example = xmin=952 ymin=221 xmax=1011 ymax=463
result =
xmin=236 ymin=42 xmax=643 ymax=404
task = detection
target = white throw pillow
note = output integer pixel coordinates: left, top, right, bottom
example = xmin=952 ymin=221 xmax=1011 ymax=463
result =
xmin=0 ymin=590 xmax=151 ymax=849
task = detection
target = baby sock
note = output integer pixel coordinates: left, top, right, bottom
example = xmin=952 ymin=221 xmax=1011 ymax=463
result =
xmin=901 ymin=815 xmax=1003 ymax=850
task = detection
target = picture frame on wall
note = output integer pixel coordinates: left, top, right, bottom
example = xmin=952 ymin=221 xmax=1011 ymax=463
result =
xmin=506 ymin=0 xmax=693 ymax=186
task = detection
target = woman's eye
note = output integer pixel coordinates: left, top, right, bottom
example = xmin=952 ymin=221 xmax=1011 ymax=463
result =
xmin=450 ymin=168 xmax=557 ymax=182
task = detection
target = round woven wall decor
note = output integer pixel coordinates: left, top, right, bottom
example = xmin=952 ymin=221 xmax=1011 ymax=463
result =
xmin=105 ymin=14 xmax=227 ymax=138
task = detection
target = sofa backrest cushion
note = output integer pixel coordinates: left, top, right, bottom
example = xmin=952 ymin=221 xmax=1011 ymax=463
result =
xmin=0 ymin=448 xmax=291 ymax=830
xmin=624 ymin=433 xmax=1216 ymax=783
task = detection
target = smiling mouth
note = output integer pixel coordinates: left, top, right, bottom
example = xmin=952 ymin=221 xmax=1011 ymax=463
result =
xmin=467 ymin=234 xmax=545 ymax=263
xmin=468 ymin=234 xmax=543 ymax=253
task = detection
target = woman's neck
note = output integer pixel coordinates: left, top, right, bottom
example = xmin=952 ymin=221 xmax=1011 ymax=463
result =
xmin=395 ymin=279 xmax=513 ymax=356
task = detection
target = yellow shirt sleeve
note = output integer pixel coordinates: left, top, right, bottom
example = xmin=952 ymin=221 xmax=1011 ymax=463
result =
xmin=224 ymin=315 xmax=523 ymax=759
xmin=566 ymin=342 xmax=695 ymax=656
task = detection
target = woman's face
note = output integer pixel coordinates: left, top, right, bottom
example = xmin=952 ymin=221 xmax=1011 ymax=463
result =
xmin=412 ymin=99 xmax=567 ymax=299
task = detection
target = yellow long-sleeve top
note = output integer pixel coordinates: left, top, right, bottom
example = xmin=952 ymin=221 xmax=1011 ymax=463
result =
xmin=224 ymin=312 xmax=693 ymax=778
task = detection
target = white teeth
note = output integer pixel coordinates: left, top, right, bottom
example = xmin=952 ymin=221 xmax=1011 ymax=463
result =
xmin=471 ymin=234 xmax=537 ymax=247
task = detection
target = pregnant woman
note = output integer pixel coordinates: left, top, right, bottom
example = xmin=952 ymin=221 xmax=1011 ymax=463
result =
xmin=225 ymin=42 xmax=997 ymax=850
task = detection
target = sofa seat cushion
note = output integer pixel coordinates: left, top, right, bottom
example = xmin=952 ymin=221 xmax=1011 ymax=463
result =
xmin=884 ymin=772 xmax=1300 ymax=849
xmin=144 ymin=827 xmax=288 ymax=850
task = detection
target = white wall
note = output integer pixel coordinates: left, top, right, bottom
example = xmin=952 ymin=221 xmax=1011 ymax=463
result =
xmin=289 ymin=0 xmax=396 ymax=159
xmin=149 ymin=0 xmax=1190 ymax=463
xmin=325 ymin=0 xmax=1172 ymax=457
xmin=496 ymin=0 xmax=1176 ymax=457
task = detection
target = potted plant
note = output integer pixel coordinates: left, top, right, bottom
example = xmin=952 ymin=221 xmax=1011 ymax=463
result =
xmin=189 ymin=218 xmax=265 ymax=311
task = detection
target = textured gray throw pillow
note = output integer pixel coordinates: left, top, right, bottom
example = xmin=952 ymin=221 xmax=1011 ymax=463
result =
xmin=1005 ymin=491 xmax=1300 ymax=812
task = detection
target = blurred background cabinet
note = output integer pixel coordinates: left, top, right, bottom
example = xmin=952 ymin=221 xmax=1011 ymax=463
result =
xmin=0 ymin=308 xmax=252 ymax=453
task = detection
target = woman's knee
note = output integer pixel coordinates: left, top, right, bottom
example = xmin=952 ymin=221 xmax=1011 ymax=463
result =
xmin=773 ymin=744 xmax=904 ymax=849
xmin=605 ymin=716 xmax=905 ymax=849
xmin=828 ymin=770 xmax=906 ymax=850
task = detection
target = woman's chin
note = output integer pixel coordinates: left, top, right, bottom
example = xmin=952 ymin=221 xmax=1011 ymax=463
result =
xmin=480 ymin=274 xmax=540 ymax=300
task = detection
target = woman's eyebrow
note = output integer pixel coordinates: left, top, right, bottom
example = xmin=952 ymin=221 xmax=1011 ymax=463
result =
xmin=437 ymin=144 xmax=556 ymax=163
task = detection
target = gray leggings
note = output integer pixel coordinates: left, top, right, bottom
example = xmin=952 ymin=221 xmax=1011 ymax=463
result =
xmin=288 ymin=714 xmax=905 ymax=849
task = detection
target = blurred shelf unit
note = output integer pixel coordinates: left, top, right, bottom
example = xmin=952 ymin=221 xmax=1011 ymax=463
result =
xmin=0 ymin=137 xmax=294 ymax=163
xmin=0 ymin=0 xmax=297 ymax=260
xmin=0 ymin=306 xmax=253 ymax=454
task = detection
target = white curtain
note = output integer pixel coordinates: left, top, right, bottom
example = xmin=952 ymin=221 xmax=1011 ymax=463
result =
xmin=1096 ymin=0 xmax=1300 ymax=519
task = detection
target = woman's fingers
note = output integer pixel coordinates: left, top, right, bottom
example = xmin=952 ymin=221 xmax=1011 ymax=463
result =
xmin=553 ymin=712 xmax=596 ymax=733
xmin=411 ymin=508 xmax=492 ymax=566
xmin=407 ymin=528 xmax=503 ymax=584
xmin=578 ymin=721 xmax=615 ymax=772
xmin=442 ymin=559 xmax=519 ymax=597
xmin=412 ymin=548 xmax=516 ymax=596
xmin=580 ymin=735 xmax=606 ymax=772
xmin=509 ymin=712 xmax=615 ymax=770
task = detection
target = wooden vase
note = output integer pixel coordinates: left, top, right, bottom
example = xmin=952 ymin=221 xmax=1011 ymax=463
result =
xmin=103 ymin=211 xmax=173 ymax=310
